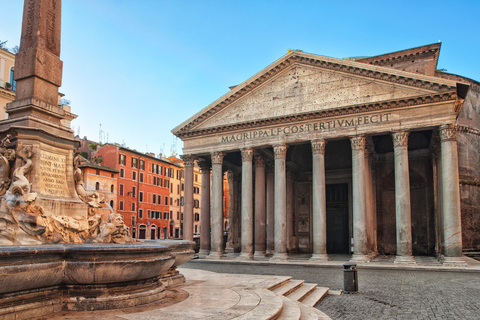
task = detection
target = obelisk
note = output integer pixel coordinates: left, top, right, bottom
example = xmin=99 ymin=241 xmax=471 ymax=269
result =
xmin=1 ymin=0 xmax=86 ymax=219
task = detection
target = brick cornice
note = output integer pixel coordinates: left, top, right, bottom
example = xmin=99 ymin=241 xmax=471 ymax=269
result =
xmin=176 ymin=91 xmax=457 ymax=139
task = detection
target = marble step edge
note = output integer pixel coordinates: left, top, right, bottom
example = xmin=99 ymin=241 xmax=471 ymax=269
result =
xmin=286 ymin=283 xmax=318 ymax=302
xmin=271 ymin=279 xmax=305 ymax=296
xmin=295 ymin=300 xmax=332 ymax=320
xmin=300 ymin=287 xmax=330 ymax=307
xmin=276 ymin=296 xmax=302 ymax=320
xmin=236 ymin=288 xmax=284 ymax=320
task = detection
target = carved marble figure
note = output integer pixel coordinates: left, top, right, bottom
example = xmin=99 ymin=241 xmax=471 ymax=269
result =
xmin=74 ymin=153 xmax=104 ymax=207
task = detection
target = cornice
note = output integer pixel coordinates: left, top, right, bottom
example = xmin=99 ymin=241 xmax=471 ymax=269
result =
xmin=357 ymin=46 xmax=440 ymax=69
xmin=173 ymin=51 xmax=458 ymax=137
xmin=0 ymin=88 xmax=15 ymax=100
xmin=177 ymin=91 xmax=457 ymax=139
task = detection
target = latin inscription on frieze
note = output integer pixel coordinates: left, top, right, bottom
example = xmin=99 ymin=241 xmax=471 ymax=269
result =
xmin=39 ymin=151 xmax=68 ymax=197
xmin=221 ymin=112 xmax=392 ymax=143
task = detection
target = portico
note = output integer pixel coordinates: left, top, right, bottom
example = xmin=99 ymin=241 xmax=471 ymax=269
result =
xmin=173 ymin=47 xmax=472 ymax=265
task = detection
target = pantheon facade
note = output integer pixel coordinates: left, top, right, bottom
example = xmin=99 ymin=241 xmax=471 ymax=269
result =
xmin=173 ymin=43 xmax=479 ymax=266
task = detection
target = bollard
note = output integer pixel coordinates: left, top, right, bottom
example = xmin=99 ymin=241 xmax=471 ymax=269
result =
xmin=343 ymin=262 xmax=358 ymax=293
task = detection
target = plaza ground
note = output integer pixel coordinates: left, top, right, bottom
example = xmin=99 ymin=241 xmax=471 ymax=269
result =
xmin=182 ymin=256 xmax=480 ymax=320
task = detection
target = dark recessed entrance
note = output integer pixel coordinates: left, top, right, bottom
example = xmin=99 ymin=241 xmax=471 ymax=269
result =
xmin=326 ymin=183 xmax=349 ymax=254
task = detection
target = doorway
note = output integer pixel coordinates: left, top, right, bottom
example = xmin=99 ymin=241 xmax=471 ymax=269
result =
xmin=326 ymin=183 xmax=349 ymax=254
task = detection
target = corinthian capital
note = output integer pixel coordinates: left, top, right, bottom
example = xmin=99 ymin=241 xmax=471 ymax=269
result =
xmin=273 ymin=144 xmax=288 ymax=159
xmin=241 ymin=148 xmax=254 ymax=162
xmin=180 ymin=154 xmax=197 ymax=166
xmin=392 ymin=131 xmax=409 ymax=148
xmin=197 ymin=159 xmax=211 ymax=173
xmin=254 ymin=154 xmax=265 ymax=167
xmin=211 ymin=151 xmax=225 ymax=165
xmin=439 ymin=124 xmax=457 ymax=141
xmin=311 ymin=139 xmax=326 ymax=155
xmin=350 ymin=135 xmax=366 ymax=150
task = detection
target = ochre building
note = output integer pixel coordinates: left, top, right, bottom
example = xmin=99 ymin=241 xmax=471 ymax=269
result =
xmin=173 ymin=43 xmax=480 ymax=266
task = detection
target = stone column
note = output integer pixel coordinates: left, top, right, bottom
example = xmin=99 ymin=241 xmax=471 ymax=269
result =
xmin=310 ymin=139 xmax=329 ymax=262
xmin=271 ymin=145 xmax=289 ymax=261
xmin=392 ymin=131 xmax=415 ymax=264
xmin=181 ymin=154 xmax=196 ymax=241
xmin=286 ymin=171 xmax=295 ymax=252
xmin=198 ymin=160 xmax=211 ymax=257
xmin=254 ymin=155 xmax=266 ymax=258
xmin=266 ymin=163 xmax=275 ymax=255
xmin=237 ymin=148 xmax=254 ymax=260
xmin=225 ymin=170 xmax=237 ymax=254
xmin=350 ymin=136 xmax=370 ymax=262
xmin=439 ymin=124 xmax=466 ymax=266
xmin=207 ymin=151 xmax=225 ymax=259
xmin=365 ymin=141 xmax=376 ymax=257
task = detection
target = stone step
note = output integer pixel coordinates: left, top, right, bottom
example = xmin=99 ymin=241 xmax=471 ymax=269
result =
xmin=236 ymin=288 xmax=284 ymax=320
xmin=272 ymin=279 xmax=305 ymax=296
xmin=301 ymin=287 xmax=330 ymax=307
xmin=287 ymin=283 xmax=318 ymax=302
xmin=261 ymin=276 xmax=292 ymax=291
xmin=296 ymin=301 xmax=332 ymax=320
xmin=276 ymin=296 xmax=301 ymax=320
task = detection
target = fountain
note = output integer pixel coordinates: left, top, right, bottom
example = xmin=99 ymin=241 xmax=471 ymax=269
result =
xmin=0 ymin=1 xmax=194 ymax=318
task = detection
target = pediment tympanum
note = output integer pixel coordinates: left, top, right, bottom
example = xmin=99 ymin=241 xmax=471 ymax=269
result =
xmin=197 ymin=65 xmax=435 ymax=129
xmin=173 ymin=51 xmax=459 ymax=138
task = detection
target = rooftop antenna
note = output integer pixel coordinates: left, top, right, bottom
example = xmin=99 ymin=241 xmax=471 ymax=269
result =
xmin=106 ymin=133 xmax=109 ymax=143
xmin=121 ymin=139 xmax=126 ymax=147
xmin=99 ymin=123 xmax=104 ymax=144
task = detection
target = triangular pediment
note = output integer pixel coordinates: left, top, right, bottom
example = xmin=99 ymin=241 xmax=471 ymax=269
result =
xmin=173 ymin=51 xmax=459 ymax=137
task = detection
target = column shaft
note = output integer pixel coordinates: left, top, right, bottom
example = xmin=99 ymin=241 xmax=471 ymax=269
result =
xmin=198 ymin=161 xmax=211 ymax=257
xmin=310 ymin=139 xmax=329 ymax=261
xmin=271 ymin=145 xmax=289 ymax=261
xmin=266 ymin=164 xmax=275 ymax=255
xmin=350 ymin=136 xmax=370 ymax=262
xmin=439 ymin=124 xmax=465 ymax=266
xmin=392 ymin=131 xmax=415 ymax=263
xmin=254 ymin=155 xmax=266 ymax=257
xmin=207 ymin=152 xmax=225 ymax=259
xmin=181 ymin=155 xmax=196 ymax=241
xmin=238 ymin=148 xmax=254 ymax=260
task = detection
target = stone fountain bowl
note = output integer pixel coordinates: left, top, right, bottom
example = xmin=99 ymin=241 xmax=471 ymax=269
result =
xmin=0 ymin=240 xmax=195 ymax=295
xmin=148 ymin=239 xmax=196 ymax=268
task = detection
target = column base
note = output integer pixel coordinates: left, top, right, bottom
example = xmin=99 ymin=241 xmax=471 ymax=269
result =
xmin=309 ymin=254 xmax=330 ymax=262
xmin=265 ymin=249 xmax=274 ymax=256
xmin=253 ymin=251 xmax=267 ymax=258
xmin=441 ymin=256 xmax=467 ymax=268
xmin=198 ymin=249 xmax=210 ymax=258
xmin=394 ymin=255 xmax=416 ymax=264
xmin=270 ymin=253 xmax=290 ymax=262
xmin=206 ymin=251 xmax=225 ymax=259
xmin=224 ymin=245 xmax=235 ymax=254
xmin=350 ymin=253 xmax=371 ymax=262
xmin=236 ymin=252 xmax=253 ymax=260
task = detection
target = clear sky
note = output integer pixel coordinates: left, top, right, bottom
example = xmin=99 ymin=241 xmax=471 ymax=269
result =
xmin=1 ymin=1 xmax=479 ymax=156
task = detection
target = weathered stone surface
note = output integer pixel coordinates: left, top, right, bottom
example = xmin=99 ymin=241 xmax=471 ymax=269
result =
xmin=198 ymin=65 xmax=439 ymax=130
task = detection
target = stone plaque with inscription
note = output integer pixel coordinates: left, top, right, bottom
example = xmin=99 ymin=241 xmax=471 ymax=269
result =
xmin=38 ymin=150 xmax=70 ymax=197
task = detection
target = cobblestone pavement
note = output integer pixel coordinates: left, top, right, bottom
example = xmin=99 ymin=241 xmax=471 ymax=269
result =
xmin=182 ymin=260 xmax=480 ymax=320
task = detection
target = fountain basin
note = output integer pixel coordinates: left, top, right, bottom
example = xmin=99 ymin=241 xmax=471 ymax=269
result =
xmin=0 ymin=240 xmax=195 ymax=317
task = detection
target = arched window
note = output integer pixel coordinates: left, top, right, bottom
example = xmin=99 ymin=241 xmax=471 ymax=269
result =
xmin=95 ymin=182 xmax=100 ymax=191
xmin=110 ymin=184 xmax=114 ymax=193
xmin=109 ymin=200 xmax=114 ymax=210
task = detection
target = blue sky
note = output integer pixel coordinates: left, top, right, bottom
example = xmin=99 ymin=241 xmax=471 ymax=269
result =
xmin=1 ymin=1 xmax=479 ymax=156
